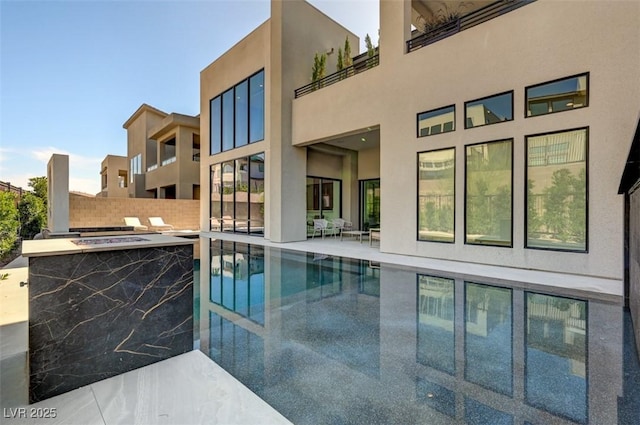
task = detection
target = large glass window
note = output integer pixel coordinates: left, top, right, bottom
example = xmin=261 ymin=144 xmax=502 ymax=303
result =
xmin=306 ymin=177 xmax=341 ymax=233
xmin=526 ymin=73 xmax=588 ymax=117
xmin=210 ymin=96 xmax=221 ymax=155
xmin=235 ymin=80 xmax=248 ymax=148
xmin=526 ymin=128 xmax=587 ymax=251
xmin=465 ymin=91 xmax=513 ymax=129
xmin=222 ymin=89 xmax=234 ymax=152
xmin=465 ymin=139 xmax=512 ymax=247
xmin=465 ymin=283 xmax=513 ymax=396
xmin=417 ymin=105 xmax=455 ymax=137
xmin=210 ymin=153 xmax=265 ymax=235
xmin=249 ymin=71 xmax=265 ymax=143
xmin=418 ymin=148 xmax=455 ymax=242
xmin=525 ymin=293 xmax=587 ymax=423
xmin=210 ymin=69 xmax=264 ymax=156
xmin=129 ymin=154 xmax=141 ymax=184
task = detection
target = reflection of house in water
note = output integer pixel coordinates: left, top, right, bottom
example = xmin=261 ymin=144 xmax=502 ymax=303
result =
xmin=418 ymin=276 xmax=454 ymax=331
xmin=527 ymin=293 xmax=587 ymax=377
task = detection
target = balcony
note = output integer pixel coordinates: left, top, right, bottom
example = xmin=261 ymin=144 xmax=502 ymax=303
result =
xmin=294 ymin=51 xmax=379 ymax=99
xmin=407 ymin=0 xmax=535 ymax=53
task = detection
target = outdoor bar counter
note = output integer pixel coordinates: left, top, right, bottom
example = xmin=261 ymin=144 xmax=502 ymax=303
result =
xmin=22 ymin=234 xmax=195 ymax=403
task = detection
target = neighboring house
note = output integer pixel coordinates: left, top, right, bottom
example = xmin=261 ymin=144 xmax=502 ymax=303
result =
xmin=122 ymin=103 xmax=200 ymax=200
xmin=97 ymin=155 xmax=128 ymax=198
xmin=201 ymin=0 xmax=640 ymax=286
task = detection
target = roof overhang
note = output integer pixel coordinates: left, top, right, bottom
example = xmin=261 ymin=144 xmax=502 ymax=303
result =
xmin=618 ymin=114 xmax=640 ymax=194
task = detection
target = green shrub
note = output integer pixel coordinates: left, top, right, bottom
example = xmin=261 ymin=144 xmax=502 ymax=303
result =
xmin=18 ymin=192 xmax=46 ymax=240
xmin=0 ymin=192 xmax=19 ymax=258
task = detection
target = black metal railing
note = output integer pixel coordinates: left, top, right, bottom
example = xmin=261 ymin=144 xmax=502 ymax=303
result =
xmin=294 ymin=53 xmax=379 ymax=98
xmin=407 ymin=0 xmax=535 ymax=53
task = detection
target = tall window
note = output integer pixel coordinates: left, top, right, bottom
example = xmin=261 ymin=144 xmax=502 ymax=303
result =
xmin=418 ymin=148 xmax=455 ymax=242
xmin=249 ymin=71 xmax=265 ymax=143
xmin=129 ymin=154 xmax=141 ymax=184
xmin=210 ymin=97 xmax=221 ymax=155
xmin=526 ymin=73 xmax=588 ymax=117
xmin=210 ymin=153 xmax=265 ymax=235
xmin=209 ymin=69 xmax=265 ymax=155
xmin=526 ymin=128 xmax=587 ymax=251
xmin=465 ymin=139 xmax=513 ymax=247
xmin=465 ymin=91 xmax=513 ymax=129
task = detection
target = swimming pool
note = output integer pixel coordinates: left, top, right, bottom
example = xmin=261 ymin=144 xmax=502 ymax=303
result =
xmin=197 ymin=239 xmax=640 ymax=425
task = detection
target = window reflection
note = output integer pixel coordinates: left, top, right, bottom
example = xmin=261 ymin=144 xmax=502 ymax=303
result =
xmin=465 ymin=282 xmax=513 ymax=395
xmin=465 ymin=140 xmax=513 ymax=246
xmin=417 ymin=105 xmax=455 ymax=137
xmin=249 ymin=71 xmax=265 ymax=143
xmin=416 ymin=378 xmax=455 ymax=418
xmin=418 ymin=148 xmax=455 ymax=242
xmin=465 ymin=91 xmax=513 ymax=128
xmin=417 ymin=275 xmax=455 ymax=373
xmin=235 ymin=80 xmax=248 ymax=147
xmin=222 ymin=89 xmax=234 ymax=151
xmin=210 ymin=97 xmax=221 ymax=155
xmin=526 ymin=128 xmax=587 ymax=251
xmin=465 ymin=398 xmax=514 ymax=425
xmin=209 ymin=240 xmax=265 ymax=325
xmin=525 ymin=293 xmax=587 ymax=423
xmin=526 ymin=73 xmax=588 ymax=117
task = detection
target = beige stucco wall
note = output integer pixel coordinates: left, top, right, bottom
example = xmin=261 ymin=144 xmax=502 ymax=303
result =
xmin=69 ymin=194 xmax=199 ymax=230
xmin=291 ymin=0 xmax=640 ymax=280
xmin=358 ymin=146 xmax=380 ymax=181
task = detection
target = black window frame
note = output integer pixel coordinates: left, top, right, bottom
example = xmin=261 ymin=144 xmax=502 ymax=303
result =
xmin=464 ymin=90 xmax=514 ymax=129
xmin=464 ymin=138 xmax=514 ymax=248
xmin=416 ymin=147 xmax=456 ymax=244
xmin=209 ymin=69 xmax=265 ymax=156
xmin=524 ymin=127 xmax=589 ymax=253
xmin=525 ymin=72 xmax=589 ymax=119
xmin=417 ymin=104 xmax=456 ymax=138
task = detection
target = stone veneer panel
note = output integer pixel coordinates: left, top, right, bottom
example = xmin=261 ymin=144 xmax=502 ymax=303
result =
xmin=28 ymin=244 xmax=193 ymax=403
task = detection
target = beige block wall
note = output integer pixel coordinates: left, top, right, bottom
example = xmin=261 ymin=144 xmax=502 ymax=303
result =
xmin=291 ymin=0 xmax=640 ymax=280
xmin=69 ymin=194 xmax=199 ymax=230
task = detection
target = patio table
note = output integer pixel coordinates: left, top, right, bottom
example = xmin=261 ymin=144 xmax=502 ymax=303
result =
xmin=340 ymin=230 xmax=370 ymax=243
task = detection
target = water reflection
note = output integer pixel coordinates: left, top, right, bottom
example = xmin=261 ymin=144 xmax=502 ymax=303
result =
xmin=199 ymin=241 xmax=628 ymax=425
xmin=525 ymin=293 xmax=587 ymax=423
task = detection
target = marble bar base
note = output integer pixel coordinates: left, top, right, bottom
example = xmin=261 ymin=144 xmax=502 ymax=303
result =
xmin=27 ymin=243 xmax=193 ymax=403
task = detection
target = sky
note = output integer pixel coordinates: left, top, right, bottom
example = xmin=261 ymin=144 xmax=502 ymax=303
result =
xmin=0 ymin=0 xmax=379 ymax=194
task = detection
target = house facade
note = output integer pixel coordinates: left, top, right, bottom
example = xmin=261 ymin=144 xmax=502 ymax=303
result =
xmin=123 ymin=103 xmax=200 ymax=200
xmin=97 ymin=154 xmax=128 ymax=198
xmin=201 ymin=0 xmax=640 ymax=283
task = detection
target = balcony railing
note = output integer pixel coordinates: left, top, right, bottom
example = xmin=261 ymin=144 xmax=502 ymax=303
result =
xmin=407 ymin=0 xmax=535 ymax=53
xmin=294 ymin=52 xmax=379 ymax=98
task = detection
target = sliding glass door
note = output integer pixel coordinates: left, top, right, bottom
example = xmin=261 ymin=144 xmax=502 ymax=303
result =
xmin=360 ymin=179 xmax=380 ymax=231
xmin=306 ymin=177 xmax=341 ymax=234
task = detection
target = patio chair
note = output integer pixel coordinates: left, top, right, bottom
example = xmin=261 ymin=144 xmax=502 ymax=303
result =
xmin=148 ymin=217 xmax=174 ymax=231
xmin=332 ymin=218 xmax=353 ymax=238
xmin=312 ymin=219 xmax=334 ymax=239
xmin=124 ymin=217 xmax=148 ymax=231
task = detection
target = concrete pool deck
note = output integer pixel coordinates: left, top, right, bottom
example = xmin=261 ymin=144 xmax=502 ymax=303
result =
xmin=0 ymin=233 xmax=624 ymax=424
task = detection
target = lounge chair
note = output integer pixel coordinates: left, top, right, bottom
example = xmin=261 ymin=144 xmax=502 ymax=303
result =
xmin=124 ymin=217 xmax=148 ymax=231
xmin=312 ymin=219 xmax=335 ymax=239
xmin=148 ymin=217 xmax=174 ymax=231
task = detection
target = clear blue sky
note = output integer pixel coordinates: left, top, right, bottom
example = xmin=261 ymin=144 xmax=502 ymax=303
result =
xmin=0 ymin=0 xmax=378 ymax=194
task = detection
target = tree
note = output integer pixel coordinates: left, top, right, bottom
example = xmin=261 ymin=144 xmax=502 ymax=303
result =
xmin=343 ymin=36 xmax=352 ymax=67
xmin=336 ymin=47 xmax=344 ymax=72
xmin=28 ymin=176 xmax=47 ymax=201
xmin=365 ymin=33 xmax=375 ymax=57
xmin=0 ymin=192 xmax=19 ymax=259
xmin=311 ymin=52 xmax=327 ymax=90
xmin=18 ymin=192 xmax=46 ymax=240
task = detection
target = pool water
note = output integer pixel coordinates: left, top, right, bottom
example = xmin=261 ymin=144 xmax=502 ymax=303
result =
xmin=196 ymin=239 xmax=640 ymax=425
